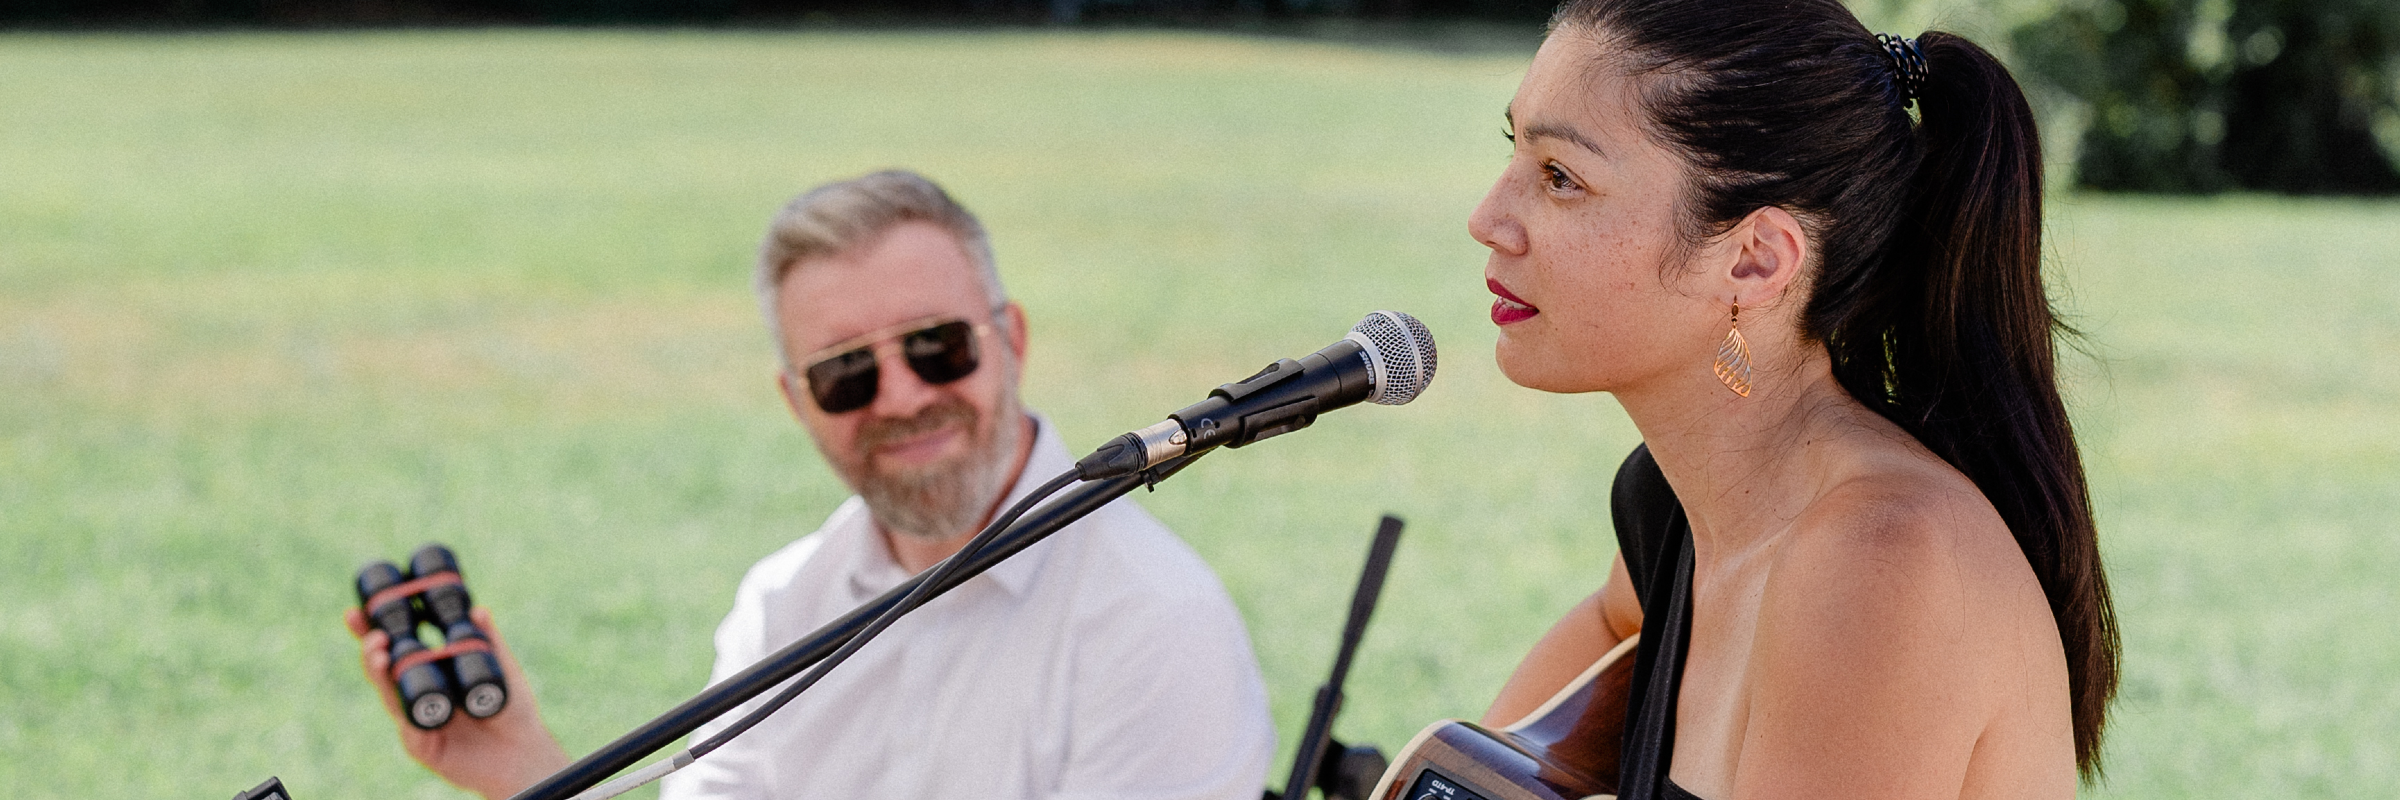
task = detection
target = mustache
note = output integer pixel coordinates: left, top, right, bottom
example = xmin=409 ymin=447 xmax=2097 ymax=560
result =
xmin=854 ymin=395 xmax=979 ymax=457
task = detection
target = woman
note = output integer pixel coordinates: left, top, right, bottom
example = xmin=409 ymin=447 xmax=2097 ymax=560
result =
xmin=1466 ymin=1 xmax=2118 ymax=798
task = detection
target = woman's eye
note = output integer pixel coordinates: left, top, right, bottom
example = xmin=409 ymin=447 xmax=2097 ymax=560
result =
xmin=1542 ymin=163 xmax=1577 ymax=192
xmin=1502 ymin=128 xmax=1517 ymax=144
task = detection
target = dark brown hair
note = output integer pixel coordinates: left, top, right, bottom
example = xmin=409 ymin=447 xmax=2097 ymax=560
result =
xmin=1553 ymin=0 xmax=2119 ymax=777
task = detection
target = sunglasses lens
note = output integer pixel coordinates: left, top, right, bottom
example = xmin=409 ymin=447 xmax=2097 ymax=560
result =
xmin=802 ymin=320 xmax=982 ymax=414
xmin=805 ymin=348 xmax=879 ymax=414
xmin=904 ymin=321 xmax=980 ymax=385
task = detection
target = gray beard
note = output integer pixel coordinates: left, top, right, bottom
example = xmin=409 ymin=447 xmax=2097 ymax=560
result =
xmin=847 ymin=397 xmax=1025 ymax=542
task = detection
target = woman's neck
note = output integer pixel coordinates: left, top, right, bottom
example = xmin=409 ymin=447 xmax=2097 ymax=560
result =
xmin=1613 ymin=343 xmax=1860 ymax=557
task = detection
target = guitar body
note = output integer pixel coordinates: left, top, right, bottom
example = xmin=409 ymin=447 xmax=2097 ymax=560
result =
xmin=1370 ymin=634 xmax=1641 ymax=800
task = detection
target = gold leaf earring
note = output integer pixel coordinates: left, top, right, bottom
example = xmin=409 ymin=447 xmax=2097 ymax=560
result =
xmin=1713 ymin=302 xmax=1753 ymax=397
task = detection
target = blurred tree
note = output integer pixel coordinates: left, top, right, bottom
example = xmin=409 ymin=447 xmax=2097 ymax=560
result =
xmin=2016 ymin=0 xmax=2400 ymax=194
xmin=0 ymin=0 xmax=1551 ymax=23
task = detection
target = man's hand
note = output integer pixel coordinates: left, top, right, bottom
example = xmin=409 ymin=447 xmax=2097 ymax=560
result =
xmin=345 ymin=606 xmax=574 ymax=800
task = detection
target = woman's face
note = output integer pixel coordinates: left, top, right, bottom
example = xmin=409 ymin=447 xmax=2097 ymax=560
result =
xmin=1469 ymin=30 xmax=1725 ymax=396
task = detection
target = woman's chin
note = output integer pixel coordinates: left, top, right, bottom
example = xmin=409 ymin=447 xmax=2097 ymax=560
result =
xmin=1494 ymin=344 xmax=1597 ymax=394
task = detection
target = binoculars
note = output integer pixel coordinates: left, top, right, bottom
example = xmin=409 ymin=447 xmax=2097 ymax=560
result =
xmin=355 ymin=543 xmax=508 ymax=730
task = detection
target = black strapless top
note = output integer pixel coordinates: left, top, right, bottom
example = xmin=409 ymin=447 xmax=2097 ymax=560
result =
xmin=1610 ymin=445 xmax=1708 ymax=800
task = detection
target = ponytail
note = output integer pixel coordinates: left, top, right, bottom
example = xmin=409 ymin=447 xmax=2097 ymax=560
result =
xmin=1859 ymin=33 xmax=2120 ymax=777
xmin=1552 ymin=0 xmax=2120 ymax=779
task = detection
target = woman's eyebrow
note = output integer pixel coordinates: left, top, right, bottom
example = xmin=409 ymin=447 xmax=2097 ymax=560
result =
xmin=1505 ymin=106 xmax=1610 ymax=158
xmin=1524 ymin=122 xmax=1609 ymax=158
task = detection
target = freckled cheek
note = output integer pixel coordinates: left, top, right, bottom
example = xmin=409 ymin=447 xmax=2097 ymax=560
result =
xmin=1539 ymin=252 xmax=1644 ymax=316
xmin=1525 ymin=204 xmax=1663 ymax=304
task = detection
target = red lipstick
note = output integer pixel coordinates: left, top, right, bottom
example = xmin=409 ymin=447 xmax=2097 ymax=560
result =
xmin=1488 ymin=278 xmax=1538 ymax=325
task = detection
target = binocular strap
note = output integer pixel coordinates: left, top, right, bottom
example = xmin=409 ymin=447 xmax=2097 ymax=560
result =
xmin=392 ymin=637 xmax=494 ymax=680
xmin=363 ymin=572 xmax=465 ymax=616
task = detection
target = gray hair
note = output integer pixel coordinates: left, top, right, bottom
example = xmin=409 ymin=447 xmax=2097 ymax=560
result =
xmin=755 ymin=170 xmax=1005 ymax=367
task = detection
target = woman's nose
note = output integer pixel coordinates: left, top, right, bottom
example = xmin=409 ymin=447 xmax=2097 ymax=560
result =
xmin=1467 ymin=175 xmax=1529 ymax=256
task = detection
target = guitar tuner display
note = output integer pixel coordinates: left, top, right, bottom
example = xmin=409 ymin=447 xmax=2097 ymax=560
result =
xmin=1407 ymin=769 xmax=1495 ymax=800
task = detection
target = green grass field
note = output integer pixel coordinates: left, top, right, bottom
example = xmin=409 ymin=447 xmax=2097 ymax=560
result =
xmin=2 ymin=28 xmax=2395 ymax=799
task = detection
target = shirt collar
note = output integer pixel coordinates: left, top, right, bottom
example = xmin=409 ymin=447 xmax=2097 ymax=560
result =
xmin=837 ymin=411 xmax=1076 ymax=601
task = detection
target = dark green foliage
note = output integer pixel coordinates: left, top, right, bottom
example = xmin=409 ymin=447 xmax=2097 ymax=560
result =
xmin=2017 ymin=0 xmax=2400 ymax=194
xmin=0 ymin=0 xmax=1551 ymax=24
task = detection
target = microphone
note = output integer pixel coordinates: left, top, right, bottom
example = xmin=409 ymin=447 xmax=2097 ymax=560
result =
xmin=1076 ymin=310 xmax=1436 ymax=480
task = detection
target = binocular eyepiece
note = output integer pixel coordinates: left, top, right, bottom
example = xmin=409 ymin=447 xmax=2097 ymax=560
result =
xmin=355 ymin=543 xmax=508 ymax=730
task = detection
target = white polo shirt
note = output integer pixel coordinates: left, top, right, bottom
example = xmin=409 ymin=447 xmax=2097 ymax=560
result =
xmin=659 ymin=414 xmax=1275 ymax=800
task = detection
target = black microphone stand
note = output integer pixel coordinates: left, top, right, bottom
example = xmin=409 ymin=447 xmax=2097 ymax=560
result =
xmin=1272 ymin=515 xmax=1402 ymax=800
xmin=505 ymin=451 xmax=1209 ymax=800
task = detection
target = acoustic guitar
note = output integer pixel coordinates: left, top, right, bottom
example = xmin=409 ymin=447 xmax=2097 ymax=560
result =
xmin=1367 ymin=633 xmax=1641 ymax=800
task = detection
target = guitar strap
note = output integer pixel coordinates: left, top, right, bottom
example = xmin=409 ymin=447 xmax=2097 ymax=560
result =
xmin=1617 ymin=511 xmax=1696 ymax=800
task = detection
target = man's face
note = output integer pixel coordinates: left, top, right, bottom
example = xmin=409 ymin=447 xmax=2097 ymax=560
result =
xmin=775 ymin=220 xmax=1029 ymax=540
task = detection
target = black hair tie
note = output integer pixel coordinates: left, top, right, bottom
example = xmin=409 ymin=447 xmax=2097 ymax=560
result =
xmin=1875 ymin=33 xmax=1928 ymax=107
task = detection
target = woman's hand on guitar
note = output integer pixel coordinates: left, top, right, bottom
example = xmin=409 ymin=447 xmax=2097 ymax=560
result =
xmin=344 ymin=606 xmax=573 ymax=800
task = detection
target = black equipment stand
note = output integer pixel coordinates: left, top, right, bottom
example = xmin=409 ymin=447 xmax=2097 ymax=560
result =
xmin=1271 ymin=514 xmax=1403 ymax=800
xmin=232 ymin=777 xmax=290 ymax=800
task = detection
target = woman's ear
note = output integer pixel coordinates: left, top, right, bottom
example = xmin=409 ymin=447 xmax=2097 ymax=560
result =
xmin=1723 ymin=205 xmax=1809 ymax=306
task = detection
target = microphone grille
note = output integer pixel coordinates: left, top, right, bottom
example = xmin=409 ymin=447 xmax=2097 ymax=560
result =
xmin=1350 ymin=310 xmax=1438 ymax=405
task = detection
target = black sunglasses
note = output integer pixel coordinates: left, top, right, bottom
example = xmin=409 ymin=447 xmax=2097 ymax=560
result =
xmin=798 ymin=316 xmax=990 ymax=414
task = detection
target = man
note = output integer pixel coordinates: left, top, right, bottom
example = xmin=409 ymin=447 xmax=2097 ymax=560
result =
xmin=347 ymin=170 xmax=1276 ymax=799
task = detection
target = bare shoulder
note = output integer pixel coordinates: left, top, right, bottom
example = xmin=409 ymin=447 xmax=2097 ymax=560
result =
xmin=1731 ymin=448 xmax=2074 ymax=797
xmin=1754 ymin=465 xmax=2001 ymax=693
xmin=1769 ymin=450 xmax=2033 ymax=620
xmin=1756 ymin=445 xmax=2060 ymax=682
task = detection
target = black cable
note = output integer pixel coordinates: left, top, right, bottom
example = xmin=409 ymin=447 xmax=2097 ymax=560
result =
xmin=688 ymin=466 xmax=1084 ymax=758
